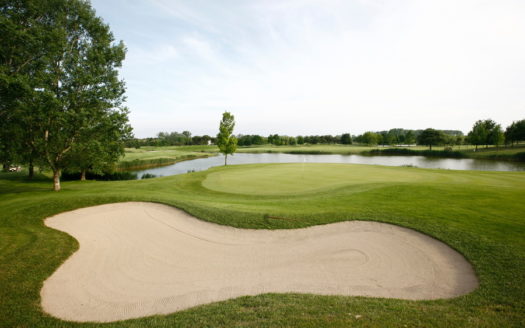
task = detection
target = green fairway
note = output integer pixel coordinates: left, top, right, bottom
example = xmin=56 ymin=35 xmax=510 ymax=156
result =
xmin=1 ymin=164 xmax=525 ymax=327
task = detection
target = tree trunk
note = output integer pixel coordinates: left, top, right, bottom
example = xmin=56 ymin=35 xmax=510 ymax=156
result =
xmin=53 ymin=169 xmax=61 ymax=191
xmin=28 ymin=158 xmax=34 ymax=179
xmin=80 ymin=169 xmax=86 ymax=181
xmin=224 ymin=154 xmax=228 ymax=166
xmin=429 ymin=144 xmax=432 ymax=151
xmin=2 ymin=163 xmax=8 ymax=172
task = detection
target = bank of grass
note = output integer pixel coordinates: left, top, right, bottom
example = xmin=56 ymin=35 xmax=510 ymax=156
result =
xmin=1 ymin=163 xmax=525 ymax=327
xmin=465 ymin=145 xmax=525 ymax=162
xmin=118 ymin=146 xmax=217 ymax=170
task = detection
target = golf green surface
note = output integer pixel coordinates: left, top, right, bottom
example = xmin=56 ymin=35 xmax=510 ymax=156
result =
xmin=1 ymin=163 xmax=524 ymax=327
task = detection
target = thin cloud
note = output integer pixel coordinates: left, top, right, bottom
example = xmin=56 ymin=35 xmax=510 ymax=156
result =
xmin=92 ymin=0 xmax=525 ymax=137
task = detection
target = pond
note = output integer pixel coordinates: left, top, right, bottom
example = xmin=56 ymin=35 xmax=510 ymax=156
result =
xmin=133 ymin=153 xmax=525 ymax=178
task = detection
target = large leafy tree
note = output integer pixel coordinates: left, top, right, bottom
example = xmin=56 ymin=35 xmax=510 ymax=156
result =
xmin=0 ymin=0 xmax=54 ymax=172
xmin=216 ymin=111 xmax=237 ymax=165
xmin=1 ymin=0 xmax=129 ymax=190
xmin=417 ymin=128 xmax=445 ymax=150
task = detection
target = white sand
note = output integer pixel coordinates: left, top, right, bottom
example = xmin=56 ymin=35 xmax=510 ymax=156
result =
xmin=41 ymin=202 xmax=478 ymax=322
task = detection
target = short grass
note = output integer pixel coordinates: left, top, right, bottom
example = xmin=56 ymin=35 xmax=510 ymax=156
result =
xmin=1 ymin=163 xmax=524 ymax=327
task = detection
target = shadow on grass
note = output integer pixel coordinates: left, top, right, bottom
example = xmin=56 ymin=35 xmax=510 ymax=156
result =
xmin=0 ymin=172 xmax=51 ymax=194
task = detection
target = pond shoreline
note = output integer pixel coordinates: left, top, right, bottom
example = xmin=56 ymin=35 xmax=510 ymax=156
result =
xmin=130 ymin=152 xmax=525 ymax=178
xmin=117 ymin=154 xmax=211 ymax=171
xmin=238 ymin=147 xmax=525 ymax=162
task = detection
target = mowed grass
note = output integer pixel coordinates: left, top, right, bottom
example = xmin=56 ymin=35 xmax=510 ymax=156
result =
xmin=202 ymin=163 xmax=443 ymax=195
xmin=1 ymin=164 xmax=525 ymax=327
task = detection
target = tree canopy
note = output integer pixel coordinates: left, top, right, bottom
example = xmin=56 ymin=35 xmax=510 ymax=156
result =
xmin=1 ymin=0 xmax=131 ymax=190
xmin=505 ymin=119 xmax=525 ymax=146
xmin=467 ymin=119 xmax=504 ymax=150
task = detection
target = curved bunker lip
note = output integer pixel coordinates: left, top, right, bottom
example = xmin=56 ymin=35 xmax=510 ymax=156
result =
xmin=41 ymin=202 xmax=478 ymax=323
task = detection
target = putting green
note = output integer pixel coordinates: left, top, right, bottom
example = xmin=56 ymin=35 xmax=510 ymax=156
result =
xmin=201 ymin=163 xmax=434 ymax=195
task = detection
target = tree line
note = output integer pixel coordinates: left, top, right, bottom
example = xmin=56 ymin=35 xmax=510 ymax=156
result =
xmin=131 ymin=118 xmax=524 ymax=149
xmin=1 ymin=0 xmax=132 ymax=190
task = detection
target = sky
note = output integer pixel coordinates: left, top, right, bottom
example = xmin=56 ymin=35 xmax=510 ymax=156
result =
xmin=90 ymin=0 xmax=525 ymax=138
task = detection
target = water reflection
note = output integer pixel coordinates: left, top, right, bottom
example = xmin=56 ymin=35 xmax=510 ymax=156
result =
xmin=134 ymin=153 xmax=525 ymax=178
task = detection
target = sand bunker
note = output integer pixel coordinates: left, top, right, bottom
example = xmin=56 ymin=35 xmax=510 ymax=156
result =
xmin=41 ymin=202 xmax=478 ymax=322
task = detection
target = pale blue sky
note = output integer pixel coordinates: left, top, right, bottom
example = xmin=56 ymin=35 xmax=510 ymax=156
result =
xmin=91 ymin=0 xmax=525 ymax=138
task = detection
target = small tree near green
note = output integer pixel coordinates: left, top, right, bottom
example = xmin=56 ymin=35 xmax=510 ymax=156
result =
xmin=217 ymin=112 xmax=237 ymax=165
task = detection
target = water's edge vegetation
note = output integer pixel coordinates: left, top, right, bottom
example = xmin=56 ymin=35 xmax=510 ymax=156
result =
xmin=116 ymin=154 xmax=210 ymax=171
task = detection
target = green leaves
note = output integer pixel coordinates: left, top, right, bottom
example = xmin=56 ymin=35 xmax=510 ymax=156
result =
xmin=417 ymin=128 xmax=446 ymax=150
xmin=217 ymin=111 xmax=238 ymax=164
xmin=0 ymin=0 xmax=131 ymax=189
xmin=467 ymin=119 xmax=504 ymax=148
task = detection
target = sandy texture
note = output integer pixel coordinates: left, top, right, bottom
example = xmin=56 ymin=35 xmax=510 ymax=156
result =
xmin=41 ymin=202 xmax=478 ymax=322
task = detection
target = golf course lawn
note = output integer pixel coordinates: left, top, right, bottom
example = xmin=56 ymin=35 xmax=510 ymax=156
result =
xmin=1 ymin=163 xmax=524 ymax=327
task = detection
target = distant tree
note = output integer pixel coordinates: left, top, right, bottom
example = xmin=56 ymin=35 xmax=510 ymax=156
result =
xmin=467 ymin=121 xmax=486 ymax=150
xmin=361 ymin=132 xmax=380 ymax=146
xmin=268 ymin=134 xmax=282 ymax=145
xmin=404 ymin=130 xmax=416 ymax=145
xmin=385 ymin=131 xmax=397 ymax=145
xmin=296 ymin=136 xmax=304 ymax=144
xmin=417 ymin=128 xmax=445 ymax=150
xmin=455 ymin=135 xmax=465 ymax=148
xmin=217 ymin=112 xmax=237 ymax=165
xmin=488 ymin=125 xmax=504 ymax=149
xmin=504 ymin=119 xmax=525 ymax=146
xmin=251 ymin=135 xmax=264 ymax=145
xmin=182 ymin=130 xmax=192 ymax=145
xmin=376 ymin=133 xmax=383 ymax=146
xmin=467 ymin=119 xmax=502 ymax=150
xmin=341 ymin=133 xmax=352 ymax=145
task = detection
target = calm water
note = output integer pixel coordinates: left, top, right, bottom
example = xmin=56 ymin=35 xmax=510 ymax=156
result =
xmin=134 ymin=153 xmax=525 ymax=178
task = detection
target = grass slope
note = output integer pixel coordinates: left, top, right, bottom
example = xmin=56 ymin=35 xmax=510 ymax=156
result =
xmin=118 ymin=146 xmax=217 ymax=170
xmin=1 ymin=164 xmax=525 ymax=327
